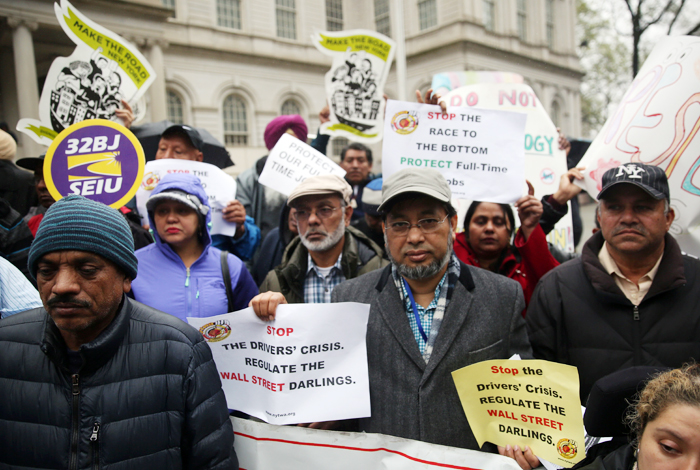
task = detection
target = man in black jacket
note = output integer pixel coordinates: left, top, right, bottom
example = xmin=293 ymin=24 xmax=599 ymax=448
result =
xmin=527 ymin=162 xmax=700 ymax=403
xmin=0 ymin=194 xmax=237 ymax=469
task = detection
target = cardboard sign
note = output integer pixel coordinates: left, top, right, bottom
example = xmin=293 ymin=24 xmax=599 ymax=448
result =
xmin=441 ymin=83 xmax=575 ymax=253
xmin=452 ymin=360 xmax=585 ymax=467
xmin=258 ymin=133 xmax=346 ymax=196
xmin=135 ymin=159 xmax=238 ymax=236
xmin=17 ymin=0 xmax=155 ymax=146
xmin=44 ymin=119 xmax=144 ymax=208
xmin=313 ymin=29 xmax=396 ymax=143
xmin=232 ymin=417 xmax=521 ymax=470
xmin=576 ymin=36 xmax=700 ymax=255
xmin=187 ymin=303 xmax=370 ymax=425
xmin=381 ymin=100 xmax=527 ymax=203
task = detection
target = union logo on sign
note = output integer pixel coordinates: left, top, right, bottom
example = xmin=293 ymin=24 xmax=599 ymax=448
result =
xmin=390 ymin=111 xmax=419 ymax=135
xmin=540 ymin=168 xmax=555 ymax=184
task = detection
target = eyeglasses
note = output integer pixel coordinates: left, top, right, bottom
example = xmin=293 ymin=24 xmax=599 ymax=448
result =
xmin=386 ymin=215 xmax=449 ymax=236
xmin=294 ymin=206 xmax=340 ymax=222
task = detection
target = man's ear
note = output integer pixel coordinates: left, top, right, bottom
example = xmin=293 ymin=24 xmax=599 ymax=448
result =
xmin=665 ymin=206 xmax=675 ymax=230
xmin=450 ymin=214 xmax=458 ymax=232
xmin=195 ymin=151 xmax=204 ymax=162
xmin=122 ymin=277 xmax=132 ymax=294
xmin=344 ymin=204 xmax=353 ymax=226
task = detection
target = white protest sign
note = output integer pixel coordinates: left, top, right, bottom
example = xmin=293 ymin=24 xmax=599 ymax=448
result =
xmin=442 ymin=83 xmax=574 ymax=253
xmin=577 ymin=36 xmax=700 ymax=256
xmin=382 ymin=100 xmax=527 ymax=203
xmin=232 ymin=417 xmax=521 ymax=470
xmin=187 ymin=303 xmax=370 ymax=425
xmin=136 ymin=159 xmax=237 ymax=236
xmin=17 ymin=0 xmax=156 ymax=146
xmin=313 ymin=29 xmax=396 ymax=143
xmin=258 ymin=133 xmax=346 ymax=196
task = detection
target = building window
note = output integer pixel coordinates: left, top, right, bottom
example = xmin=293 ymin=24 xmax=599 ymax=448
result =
xmin=517 ymin=0 xmax=527 ymax=42
xmin=418 ymin=0 xmax=437 ymax=30
xmin=374 ymin=0 xmax=391 ymax=37
xmin=281 ymin=99 xmax=301 ymax=116
xmin=217 ymin=0 xmax=241 ymax=29
xmin=483 ymin=0 xmax=495 ymax=31
xmin=332 ymin=137 xmax=349 ymax=159
xmin=222 ymin=95 xmax=248 ymax=146
xmin=276 ymin=0 xmax=297 ymax=39
xmin=551 ymin=100 xmax=561 ymax=127
xmin=167 ymin=90 xmax=184 ymax=125
xmin=546 ymin=0 xmax=554 ymax=48
xmin=162 ymin=0 xmax=175 ymax=9
xmin=326 ymin=0 xmax=343 ymax=31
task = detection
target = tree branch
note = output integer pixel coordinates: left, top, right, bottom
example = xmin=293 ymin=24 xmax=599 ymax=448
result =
xmin=687 ymin=21 xmax=700 ymax=35
xmin=641 ymin=0 xmax=676 ymax=31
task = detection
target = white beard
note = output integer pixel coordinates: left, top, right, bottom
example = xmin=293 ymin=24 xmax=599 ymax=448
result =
xmin=300 ymin=220 xmax=346 ymax=253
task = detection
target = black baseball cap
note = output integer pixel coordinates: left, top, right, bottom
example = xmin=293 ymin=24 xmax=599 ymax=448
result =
xmin=161 ymin=125 xmax=204 ymax=152
xmin=16 ymin=154 xmax=46 ymax=172
xmin=597 ymin=162 xmax=670 ymax=202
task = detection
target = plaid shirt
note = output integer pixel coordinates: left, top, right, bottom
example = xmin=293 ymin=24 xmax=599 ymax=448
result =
xmin=392 ymin=254 xmax=461 ymax=363
xmin=303 ymin=253 xmax=346 ymax=304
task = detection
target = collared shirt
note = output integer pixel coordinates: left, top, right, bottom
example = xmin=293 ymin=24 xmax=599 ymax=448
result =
xmin=598 ymin=242 xmax=663 ymax=306
xmin=0 ymin=257 xmax=42 ymax=319
xmin=303 ymin=253 xmax=346 ymax=304
xmin=392 ymin=254 xmax=461 ymax=363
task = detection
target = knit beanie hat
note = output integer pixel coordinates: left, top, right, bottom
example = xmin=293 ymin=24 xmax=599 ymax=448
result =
xmin=264 ymin=115 xmax=308 ymax=150
xmin=0 ymin=129 xmax=16 ymax=161
xmin=28 ymin=194 xmax=138 ymax=280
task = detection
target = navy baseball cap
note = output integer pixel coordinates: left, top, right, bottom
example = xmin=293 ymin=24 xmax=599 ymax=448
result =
xmin=161 ymin=125 xmax=204 ymax=152
xmin=597 ymin=162 xmax=670 ymax=202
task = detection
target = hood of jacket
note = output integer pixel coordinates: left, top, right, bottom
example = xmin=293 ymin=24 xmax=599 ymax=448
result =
xmin=147 ymin=173 xmax=212 ymax=250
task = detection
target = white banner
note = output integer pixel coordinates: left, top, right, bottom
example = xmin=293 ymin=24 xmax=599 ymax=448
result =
xmin=188 ymin=303 xmax=370 ymax=425
xmin=258 ymin=133 xmax=346 ymax=196
xmin=382 ymin=100 xmax=527 ymax=203
xmin=136 ymin=159 xmax=237 ymax=236
xmin=441 ymin=83 xmax=574 ymax=253
xmin=576 ymin=36 xmax=700 ymax=256
xmin=17 ymin=0 xmax=156 ymax=146
xmin=232 ymin=417 xmax=521 ymax=470
xmin=313 ymin=29 xmax=396 ymax=143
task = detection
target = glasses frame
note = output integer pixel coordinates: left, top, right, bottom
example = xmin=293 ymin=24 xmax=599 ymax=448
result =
xmin=293 ymin=205 xmax=341 ymax=223
xmin=385 ymin=214 xmax=450 ymax=236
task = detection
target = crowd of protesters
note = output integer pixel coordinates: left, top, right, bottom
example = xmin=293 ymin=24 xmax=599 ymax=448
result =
xmin=1 ymin=89 xmax=699 ymax=470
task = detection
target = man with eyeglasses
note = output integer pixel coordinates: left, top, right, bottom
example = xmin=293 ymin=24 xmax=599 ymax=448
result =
xmin=331 ymin=168 xmax=535 ymax=466
xmin=251 ymin=174 xmax=388 ymax=313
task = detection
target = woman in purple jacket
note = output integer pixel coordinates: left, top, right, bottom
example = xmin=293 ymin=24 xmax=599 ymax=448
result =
xmin=131 ymin=173 xmax=258 ymax=322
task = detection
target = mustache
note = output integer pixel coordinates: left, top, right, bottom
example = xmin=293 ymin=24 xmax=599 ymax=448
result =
xmin=304 ymin=228 xmax=328 ymax=236
xmin=47 ymin=295 xmax=91 ymax=309
xmin=612 ymin=224 xmax=647 ymax=236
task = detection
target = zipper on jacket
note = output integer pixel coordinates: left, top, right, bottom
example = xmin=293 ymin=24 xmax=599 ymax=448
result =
xmin=69 ymin=374 xmax=80 ymax=470
xmin=633 ymin=305 xmax=640 ymax=321
xmin=90 ymin=422 xmax=100 ymax=470
xmin=185 ymin=267 xmax=191 ymax=287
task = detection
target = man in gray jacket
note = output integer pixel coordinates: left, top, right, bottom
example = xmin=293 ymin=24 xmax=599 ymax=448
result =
xmin=332 ymin=168 xmax=535 ymax=467
xmin=0 ymin=194 xmax=236 ymax=469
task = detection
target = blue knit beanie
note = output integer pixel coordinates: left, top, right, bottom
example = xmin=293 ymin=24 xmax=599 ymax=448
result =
xmin=28 ymin=195 xmax=138 ymax=280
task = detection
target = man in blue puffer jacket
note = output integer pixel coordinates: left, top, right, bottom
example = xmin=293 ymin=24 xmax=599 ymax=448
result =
xmin=131 ymin=173 xmax=258 ymax=321
xmin=0 ymin=194 xmax=237 ymax=469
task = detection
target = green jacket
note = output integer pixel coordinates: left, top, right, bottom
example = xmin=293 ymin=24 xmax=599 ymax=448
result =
xmin=259 ymin=225 xmax=389 ymax=303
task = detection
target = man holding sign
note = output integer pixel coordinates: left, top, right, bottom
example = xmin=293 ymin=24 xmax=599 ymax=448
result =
xmin=332 ymin=169 xmax=533 ymax=459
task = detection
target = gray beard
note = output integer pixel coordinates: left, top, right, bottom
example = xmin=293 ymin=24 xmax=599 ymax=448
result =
xmin=300 ymin=220 xmax=346 ymax=252
xmin=385 ymin=231 xmax=453 ymax=280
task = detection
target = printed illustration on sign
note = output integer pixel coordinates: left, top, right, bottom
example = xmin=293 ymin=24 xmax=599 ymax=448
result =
xmin=313 ymin=30 xmax=396 ymax=143
xmin=391 ymin=110 xmax=419 ymax=135
xmin=557 ymin=438 xmax=578 ymax=459
xmin=200 ymin=321 xmax=232 ymax=342
xmin=16 ymin=0 xmax=155 ymax=146
xmin=44 ymin=119 xmax=145 ymax=208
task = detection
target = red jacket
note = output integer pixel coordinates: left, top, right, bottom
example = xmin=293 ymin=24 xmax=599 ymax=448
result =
xmin=453 ymin=224 xmax=559 ymax=310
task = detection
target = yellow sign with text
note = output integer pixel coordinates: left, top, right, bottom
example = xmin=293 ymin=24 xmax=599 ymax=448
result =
xmin=452 ymin=360 xmax=585 ymax=467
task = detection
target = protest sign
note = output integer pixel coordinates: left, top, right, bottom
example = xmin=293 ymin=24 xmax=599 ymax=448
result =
xmin=44 ymin=119 xmax=144 ymax=208
xmin=17 ymin=0 xmax=155 ymax=146
xmin=135 ymin=159 xmax=237 ymax=236
xmin=232 ymin=417 xmax=521 ymax=470
xmin=313 ymin=29 xmax=396 ymax=143
xmin=187 ymin=303 xmax=370 ymax=425
xmin=381 ymin=100 xmax=527 ymax=203
xmin=452 ymin=359 xmax=585 ymax=467
xmin=441 ymin=83 xmax=575 ymax=253
xmin=431 ymin=71 xmax=524 ymax=97
xmin=258 ymin=133 xmax=346 ymax=196
xmin=576 ymin=36 xmax=700 ymax=255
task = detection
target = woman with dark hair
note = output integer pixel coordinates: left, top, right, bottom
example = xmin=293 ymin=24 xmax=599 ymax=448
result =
xmin=577 ymin=364 xmax=700 ymax=470
xmin=453 ymin=188 xmax=559 ymax=308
